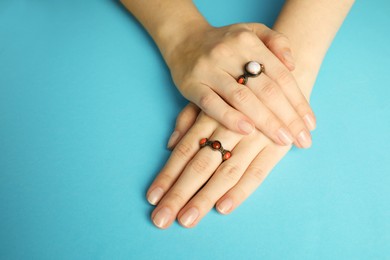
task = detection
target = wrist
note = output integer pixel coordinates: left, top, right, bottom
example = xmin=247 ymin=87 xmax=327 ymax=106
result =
xmin=120 ymin=0 xmax=211 ymax=67
xmin=156 ymin=18 xmax=212 ymax=66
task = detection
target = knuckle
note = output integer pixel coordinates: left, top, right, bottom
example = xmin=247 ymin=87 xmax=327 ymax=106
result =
xmin=235 ymin=30 xmax=256 ymax=44
xmin=287 ymin=117 xmax=303 ymax=130
xmin=218 ymin=163 xmax=242 ymax=183
xmin=250 ymin=23 xmax=267 ymax=31
xmin=189 ymin=156 xmax=211 ymax=176
xmin=168 ymin=189 xmax=186 ymax=205
xmin=264 ymin=114 xmax=279 ymax=131
xmin=199 ymin=93 xmax=215 ymax=111
xmin=232 ymin=87 xmax=252 ymax=105
xmin=294 ymin=101 xmax=309 ymax=114
xmin=247 ymin=165 xmax=266 ymax=182
xmin=173 ymin=142 xmax=194 ymax=160
xmin=156 ymin=171 xmax=173 ymax=186
xmin=195 ymin=193 xmax=213 ymax=206
xmin=260 ymin=81 xmax=279 ymax=99
xmin=276 ymin=69 xmax=294 ymax=86
xmin=209 ymin=42 xmax=233 ymax=58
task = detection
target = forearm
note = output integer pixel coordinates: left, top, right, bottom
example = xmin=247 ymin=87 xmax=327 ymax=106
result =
xmin=120 ymin=0 xmax=210 ymax=63
xmin=273 ymin=0 xmax=354 ymax=97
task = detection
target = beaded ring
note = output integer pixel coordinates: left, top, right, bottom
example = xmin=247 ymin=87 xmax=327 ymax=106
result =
xmin=237 ymin=61 xmax=265 ymax=85
xmin=199 ymin=138 xmax=232 ymax=161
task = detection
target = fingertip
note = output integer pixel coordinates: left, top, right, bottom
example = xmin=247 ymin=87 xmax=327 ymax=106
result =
xmin=178 ymin=207 xmax=200 ymax=228
xmin=147 ymin=187 xmax=164 ymax=205
xmin=303 ymin=114 xmax=316 ymax=131
xmin=216 ymin=198 xmax=233 ymax=215
xmin=296 ymin=130 xmax=312 ymax=149
xmin=167 ymin=130 xmax=180 ymax=150
xmin=152 ymin=207 xmax=173 ymax=229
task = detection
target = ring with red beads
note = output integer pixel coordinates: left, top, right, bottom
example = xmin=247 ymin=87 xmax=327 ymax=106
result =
xmin=199 ymin=138 xmax=231 ymax=161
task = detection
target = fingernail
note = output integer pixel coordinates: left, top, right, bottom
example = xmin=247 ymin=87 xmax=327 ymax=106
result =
xmin=217 ymin=198 xmax=233 ymax=214
xmin=297 ymin=130 xmax=312 ymax=148
xmin=167 ymin=131 xmax=180 ymax=149
xmin=283 ymin=52 xmax=295 ymax=69
xmin=277 ymin=128 xmax=293 ymax=145
xmin=179 ymin=207 xmax=199 ymax=227
xmin=303 ymin=114 xmax=316 ymax=131
xmin=238 ymin=120 xmax=254 ymax=134
xmin=153 ymin=207 xmax=172 ymax=229
xmin=147 ymin=187 xmax=164 ymax=205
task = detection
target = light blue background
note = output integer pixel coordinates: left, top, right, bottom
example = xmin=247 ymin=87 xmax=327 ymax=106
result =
xmin=1 ymin=1 xmax=389 ymax=259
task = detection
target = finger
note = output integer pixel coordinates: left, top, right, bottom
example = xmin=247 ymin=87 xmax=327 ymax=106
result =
xmin=151 ymin=127 xmax=242 ymax=229
xmin=246 ymin=74 xmax=313 ymax=148
xmin=205 ymin=72 xmax=295 ymax=146
xmin=186 ymin=83 xmax=255 ymax=135
xmin=216 ymin=144 xmax=290 ymax=215
xmin=147 ymin=114 xmax=217 ymax=206
xmin=177 ymin=131 xmax=268 ymax=228
xmin=167 ymin=103 xmax=200 ymax=150
xmin=256 ymin=48 xmax=317 ymax=132
xmin=250 ymin=23 xmax=295 ymax=71
xmin=211 ymin=38 xmax=316 ymax=135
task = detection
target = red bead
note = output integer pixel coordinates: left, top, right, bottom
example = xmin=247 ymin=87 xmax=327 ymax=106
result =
xmin=223 ymin=151 xmax=231 ymax=160
xmin=212 ymin=141 xmax=221 ymax=149
xmin=199 ymin=138 xmax=207 ymax=145
xmin=237 ymin=76 xmax=245 ymax=84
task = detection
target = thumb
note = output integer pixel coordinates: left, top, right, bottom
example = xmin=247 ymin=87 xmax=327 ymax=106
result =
xmin=250 ymin=23 xmax=295 ymax=71
xmin=167 ymin=103 xmax=200 ymax=150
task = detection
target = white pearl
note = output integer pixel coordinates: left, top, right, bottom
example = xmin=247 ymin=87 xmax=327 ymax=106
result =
xmin=245 ymin=61 xmax=261 ymax=75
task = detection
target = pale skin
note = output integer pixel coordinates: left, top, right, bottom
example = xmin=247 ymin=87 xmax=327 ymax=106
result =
xmin=121 ymin=0 xmax=354 ymax=228
xmin=121 ymin=0 xmax=317 ymax=148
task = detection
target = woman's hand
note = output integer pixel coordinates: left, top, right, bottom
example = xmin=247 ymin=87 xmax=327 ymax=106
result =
xmin=165 ymin=23 xmax=316 ymax=148
xmin=122 ymin=0 xmax=353 ymax=229
xmin=147 ymin=106 xmax=291 ymax=229
xmin=121 ymin=0 xmax=316 ymax=147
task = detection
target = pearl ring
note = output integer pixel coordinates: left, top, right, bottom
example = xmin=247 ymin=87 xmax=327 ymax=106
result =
xmin=237 ymin=61 xmax=265 ymax=85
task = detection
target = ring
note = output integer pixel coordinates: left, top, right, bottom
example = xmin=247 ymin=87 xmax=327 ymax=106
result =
xmin=237 ymin=61 xmax=265 ymax=85
xmin=199 ymin=138 xmax=232 ymax=161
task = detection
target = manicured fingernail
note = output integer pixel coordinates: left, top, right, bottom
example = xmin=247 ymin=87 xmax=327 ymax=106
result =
xmin=238 ymin=120 xmax=254 ymax=134
xmin=297 ymin=130 xmax=312 ymax=148
xmin=283 ymin=51 xmax=295 ymax=69
xmin=277 ymin=128 xmax=293 ymax=145
xmin=167 ymin=131 xmax=180 ymax=149
xmin=179 ymin=207 xmax=199 ymax=227
xmin=153 ymin=207 xmax=172 ymax=229
xmin=303 ymin=114 xmax=316 ymax=131
xmin=147 ymin=187 xmax=164 ymax=205
xmin=217 ymin=198 xmax=233 ymax=214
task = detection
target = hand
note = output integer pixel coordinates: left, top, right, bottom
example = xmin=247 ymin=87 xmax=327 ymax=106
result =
xmin=165 ymin=23 xmax=316 ymax=148
xmin=147 ymin=104 xmax=291 ymax=229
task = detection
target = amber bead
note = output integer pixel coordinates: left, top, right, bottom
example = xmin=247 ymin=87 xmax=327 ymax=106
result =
xmin=223 ymin=151 xmax=231 ymax=161
xmin=199 ymin=138 xmax=207 ymax=146
xmin=237 ymin=76 xmax=245 ymax=84
xmin=212 ymin=141 xmax=221 ymax=149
